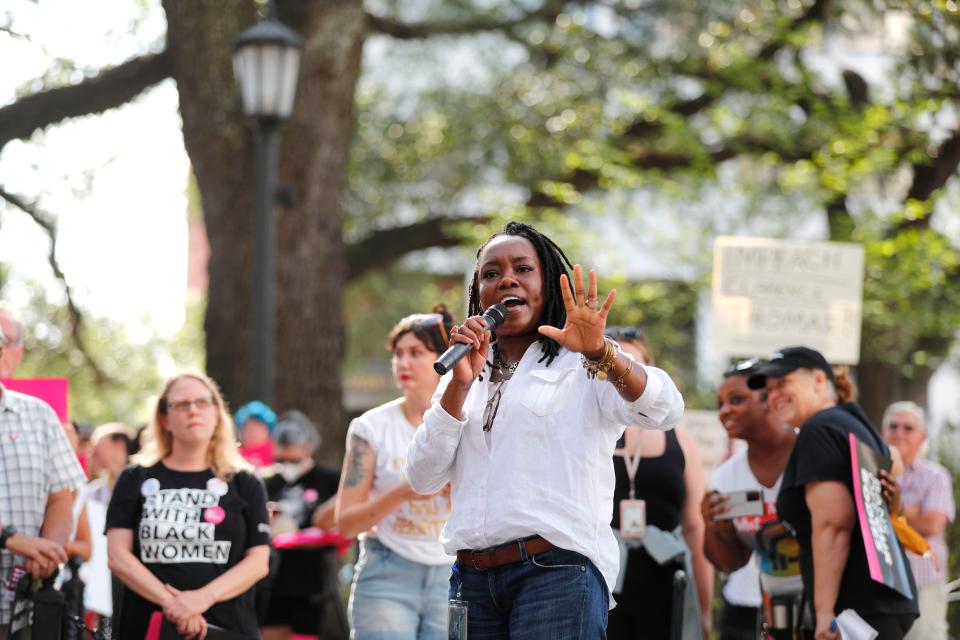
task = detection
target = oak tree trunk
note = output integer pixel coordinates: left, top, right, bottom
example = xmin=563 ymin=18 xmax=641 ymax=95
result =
xmin=163 ymin=0 xmax=365 ymax=465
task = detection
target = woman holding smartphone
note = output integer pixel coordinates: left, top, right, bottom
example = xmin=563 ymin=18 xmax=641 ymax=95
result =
xmin=702 ymin=359 xmax=800 ymax=640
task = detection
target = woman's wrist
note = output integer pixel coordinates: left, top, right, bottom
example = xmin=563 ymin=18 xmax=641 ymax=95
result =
xmin=197 ymin=585 xmax=218 ymax=609
xmin=815 ymin=608 xmax=834 ymax=627
xmin=159 ymin=587 xmax=176 ymax=608
xmin=582 ymin=340 xmax=606 ymax=361
xmin=581 ymin=337 xmax=617 ymax=377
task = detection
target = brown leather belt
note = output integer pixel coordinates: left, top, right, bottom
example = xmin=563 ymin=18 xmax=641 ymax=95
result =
xmin=456 ymin=535 xmax=556 ymax=572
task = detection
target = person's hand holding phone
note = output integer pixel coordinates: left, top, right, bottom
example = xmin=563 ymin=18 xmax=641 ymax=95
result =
xmin=700 ymin=490 xmax=731 ymax=530
xmin=702 ymin=489 xmax=764 ymax=526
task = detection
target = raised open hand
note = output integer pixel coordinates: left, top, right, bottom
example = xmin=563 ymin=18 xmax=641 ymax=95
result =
xmin=538 ymin=264 xmax=615 ymax=357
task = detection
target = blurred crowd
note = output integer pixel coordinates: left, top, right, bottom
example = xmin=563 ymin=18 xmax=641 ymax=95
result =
xmin=0 ymin=222 xmax=953 ymax=640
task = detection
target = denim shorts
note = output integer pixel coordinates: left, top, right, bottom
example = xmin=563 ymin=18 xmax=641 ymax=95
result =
xmin=348 ymin=537 xmax=450 ymax=640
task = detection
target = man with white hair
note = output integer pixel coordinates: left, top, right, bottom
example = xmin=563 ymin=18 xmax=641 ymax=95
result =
xmin=0 ymin=307 xmax=24 ymax=377
xmin=881 ymin=400 xmax=955 ymax=640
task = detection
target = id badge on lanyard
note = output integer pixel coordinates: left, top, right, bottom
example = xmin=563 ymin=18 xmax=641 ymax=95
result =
xmin=619 ymin=436 xmax=646 ymax=539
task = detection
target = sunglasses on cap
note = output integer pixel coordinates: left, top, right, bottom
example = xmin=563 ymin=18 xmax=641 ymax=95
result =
xmin=724 ymin=357 xmax=762 ymax=376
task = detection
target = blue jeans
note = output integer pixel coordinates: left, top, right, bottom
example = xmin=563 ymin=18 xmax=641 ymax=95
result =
xmin=450 ymin=546 xmax=608 ymax=639
xmin=349 ymin=538 xmax=450 ymax=640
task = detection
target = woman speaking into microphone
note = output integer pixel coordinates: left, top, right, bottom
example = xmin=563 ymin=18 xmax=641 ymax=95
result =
xmin=405 ymin=222 xmax=684 ymax=637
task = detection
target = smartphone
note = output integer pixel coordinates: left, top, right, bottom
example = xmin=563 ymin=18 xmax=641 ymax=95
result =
xmin=715 ymin=489 xmax=764 ymax=520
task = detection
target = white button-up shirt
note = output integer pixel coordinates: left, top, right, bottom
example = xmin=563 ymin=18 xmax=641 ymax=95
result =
xmin=405 ymin=344 xmax=684 ymax=603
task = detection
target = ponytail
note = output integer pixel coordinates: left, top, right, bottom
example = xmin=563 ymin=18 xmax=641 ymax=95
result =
xmin=832 ymin=366 xmax=858 ymax=403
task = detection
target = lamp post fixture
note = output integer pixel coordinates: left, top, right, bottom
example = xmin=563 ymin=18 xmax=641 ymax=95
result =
xmin=232 ymin=5 xmax=304 ymax=405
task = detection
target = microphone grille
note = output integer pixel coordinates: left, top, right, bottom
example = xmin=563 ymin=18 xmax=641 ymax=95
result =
xmin=486 ymin=303 xmax=509 ymax=327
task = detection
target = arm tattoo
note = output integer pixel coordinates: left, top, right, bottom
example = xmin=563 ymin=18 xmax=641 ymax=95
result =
xmin=344 ymin=435 xmax=371 ymax=488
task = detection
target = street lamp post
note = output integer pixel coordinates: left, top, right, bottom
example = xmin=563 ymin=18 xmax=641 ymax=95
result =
xmin=232 ymin=6 xmax=304 ymax=405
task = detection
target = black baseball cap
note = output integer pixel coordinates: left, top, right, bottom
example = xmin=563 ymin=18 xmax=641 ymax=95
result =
xmin=746 ymin=346 xmax=836 ymax=390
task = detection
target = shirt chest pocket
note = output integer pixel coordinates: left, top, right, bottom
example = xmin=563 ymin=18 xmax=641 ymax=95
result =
xmin=10 ymin=428 xmax=45 ymax=467
xmin=519 ymin=367 xmax=578 ymax=417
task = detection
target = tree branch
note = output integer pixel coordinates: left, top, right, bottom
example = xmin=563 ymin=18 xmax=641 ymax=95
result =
xmin=890 ymin=129 xmax=960 ymax=234
xmin=906 ymin=130 xmax=960 ymax=202
xmin=346 ymin=217 xmax=473 ymax=280
xmin=366 ymin=0 xmax=565 ymax=40
xmin=756 ymin=0 xmax=830 ymax=60
xmin=529 ymin=0 xmax=834 ymax=208
xmin=526 ymin=136 xmax=799 ymax=208
xmin=0 ymin=187 xmax=114 ymax=384
xmin=842 ymin=69 xmax=869 ymax=108
xmin=0 ymin=50 xmax=173 ymax=152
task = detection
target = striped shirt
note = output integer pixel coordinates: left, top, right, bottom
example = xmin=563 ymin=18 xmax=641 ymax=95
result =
xmin=0 ymin=384 xmax=86 ymax=623
xmin=901 ymin=457 xmax=955 ymax=588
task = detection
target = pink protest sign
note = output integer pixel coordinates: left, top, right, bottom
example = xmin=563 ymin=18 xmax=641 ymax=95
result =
xmin=0 ymin=378 xmax=69 ymax=422
xmin=849 ymin=432 xmax=914 ymax=599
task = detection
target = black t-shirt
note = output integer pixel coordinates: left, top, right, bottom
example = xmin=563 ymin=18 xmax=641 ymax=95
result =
xmin=106 ymin=463 xmax=271 ymax=639
xmin=264 ymin=464 xmax=340 ymax=597
xmin=264 ymin=464 xmax=340 ymax=529
xmin=776 ymin=403 xmax=918 ymax=620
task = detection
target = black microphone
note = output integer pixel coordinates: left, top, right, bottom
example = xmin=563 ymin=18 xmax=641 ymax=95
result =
xmin=433 ymin=303 xmax=510 ymax=375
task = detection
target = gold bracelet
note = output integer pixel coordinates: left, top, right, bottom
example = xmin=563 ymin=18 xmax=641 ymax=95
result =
xmin=610 ymin=357 xmax=634 ymax=392
xmin=582 ymin=337 xmax=618 ymax=381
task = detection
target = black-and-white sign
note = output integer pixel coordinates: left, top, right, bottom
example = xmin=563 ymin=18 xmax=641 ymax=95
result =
xmin=712 ymin=236 xmax=864 ymax=363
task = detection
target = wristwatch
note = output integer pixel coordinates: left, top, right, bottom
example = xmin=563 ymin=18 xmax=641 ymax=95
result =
xmin=0 ymin=524 xmax=17 ymax=550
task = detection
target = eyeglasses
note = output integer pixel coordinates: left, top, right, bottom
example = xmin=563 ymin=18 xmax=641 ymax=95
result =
xmin=482 ymin=382 xmax=505 ymax=432
xmin=166 ymin=397 xmax=214 ymax=413
xmin=605 ymin=326 xmax=643 ymax=341
xmin=884 ymin=422 xmax=917 ymax=433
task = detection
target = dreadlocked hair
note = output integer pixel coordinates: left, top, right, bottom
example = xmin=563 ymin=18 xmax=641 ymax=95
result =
xmin=467 ymin=221 xmax=573 ymax=367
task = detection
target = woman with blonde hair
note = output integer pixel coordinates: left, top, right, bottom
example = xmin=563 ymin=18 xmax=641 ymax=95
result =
xmin=107 ymin=372 xmax=271 ymax=639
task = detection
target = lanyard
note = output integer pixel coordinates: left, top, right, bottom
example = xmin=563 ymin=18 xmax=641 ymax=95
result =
xmin=622 ymin=434 xmax=643 ymax=500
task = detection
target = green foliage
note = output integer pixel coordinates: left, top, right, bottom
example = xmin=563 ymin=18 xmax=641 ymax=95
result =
xmin=347 ymin=0 xmax=960 ymax=413
xmin=343 ymin=267 xmax=466 ymax=407
xmin=861 ymin=226 xmax=960 ymax=374
xmin=6 ymin=0 xmax=960 ymax=438
xmin=11 ymin=285 xmax=205 ymax=428
xmin=602 ymin=277 xmax=700 ymax=396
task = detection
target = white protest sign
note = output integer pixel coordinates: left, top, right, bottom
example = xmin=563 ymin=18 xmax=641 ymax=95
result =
xmin=712 ymin=236 xmax=865 ymax=364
